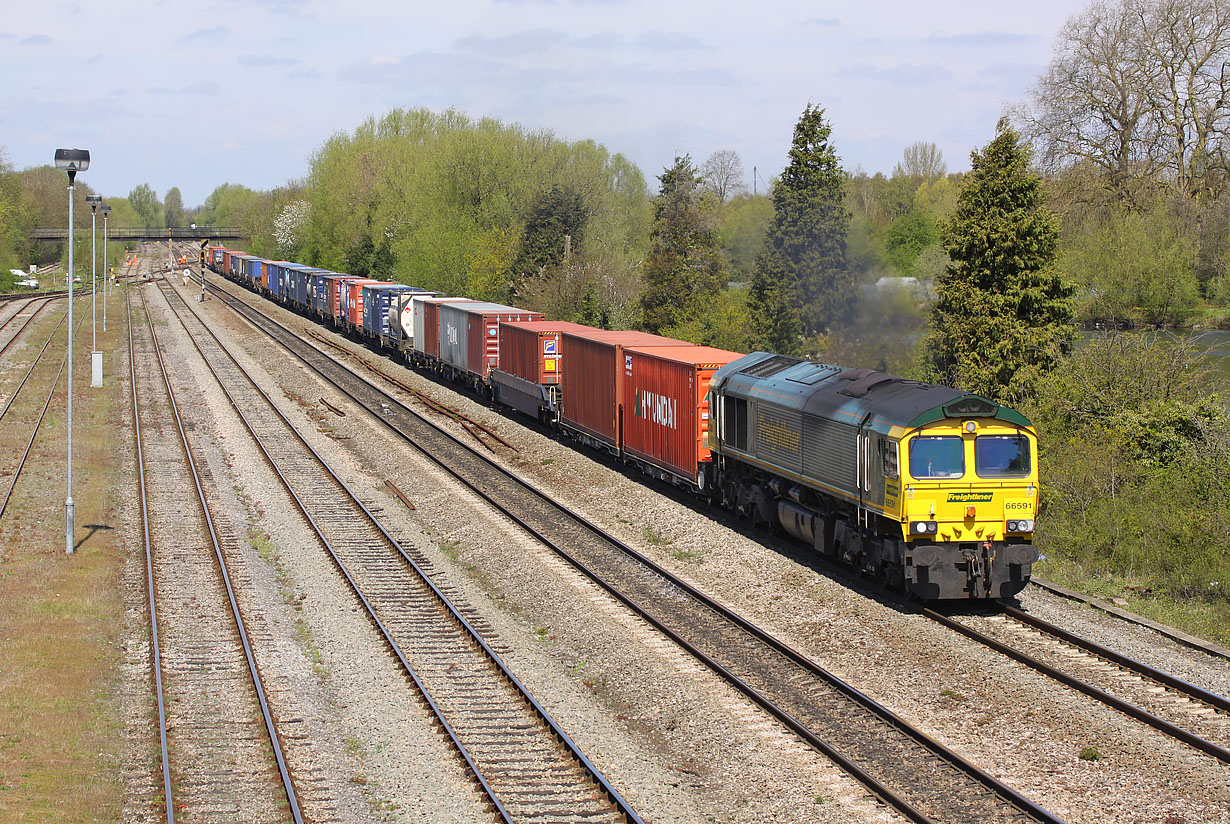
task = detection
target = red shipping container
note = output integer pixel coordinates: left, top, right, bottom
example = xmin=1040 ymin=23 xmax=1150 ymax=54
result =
xmin=333 ymin=277 xmax=365 ymax=321
xmin=498 ymin=320 xmax=596 ymax=385
xmin=456 ymin=304 xmax=544 ymax=379
xmin=559 ymin=329 xmax=687 ymax=447
xmin=620 ymin=345 xmax=743 ymax=484
xmin=344 ymin=279 xmax=383 ymax=326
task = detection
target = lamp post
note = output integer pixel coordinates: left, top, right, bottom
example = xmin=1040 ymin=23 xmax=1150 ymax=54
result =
xmin=85 ymin=195 xmax=102 ymax=387
xmin=55 ymin=147 xmax=89 ymax=556
xmin=101 ymin=205 xmax=110 ymax=330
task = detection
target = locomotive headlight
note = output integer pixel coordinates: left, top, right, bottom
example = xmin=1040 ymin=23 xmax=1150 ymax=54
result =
xmin=1019 ymin=519 xmax=1035 ymax=532
xmin=912 ymin=521 xmax=938 ymax=535
xmin=1007 ymin=520 xmax=1018 ymax=532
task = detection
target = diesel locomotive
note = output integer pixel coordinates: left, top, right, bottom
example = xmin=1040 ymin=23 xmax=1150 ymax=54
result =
xmin=707 ymin=353 xmax=1039 ymax=599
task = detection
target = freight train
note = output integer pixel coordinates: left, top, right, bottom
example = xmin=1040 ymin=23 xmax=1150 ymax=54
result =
xmin=205 ymin=246 xmax=1040 ymax=600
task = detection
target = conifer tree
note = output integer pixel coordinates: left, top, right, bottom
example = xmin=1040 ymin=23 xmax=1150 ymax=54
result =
xmin=750 ymin=104 xmax=851 ymax=351
xmin=512 ymin=185 xmax=588 ymax=281
xmin=639 ymin=155 xmax=726 ymax=335
xmin=924 ymin=125 xmax=1076 ymax=401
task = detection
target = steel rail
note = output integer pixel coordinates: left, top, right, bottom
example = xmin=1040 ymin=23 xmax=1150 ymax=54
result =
xmin=1028 ymin=577 xmax=1230 ymax=662
xmin=137 ymin=278 xmax=304 ymax=823
xmin=0 ymin=302 xmax=71 ymax=423
xmin=0 ymin=296 xmax=89 ymax=521
xmin=199 ymin=272 xmax=1064 ymax=824
xmin=0 ymin=295 xmax=58 ymax=359
xmin=1001 ymin=605 xmax=1230 ymax=713
xmin=0 ymin=295 xmax=36 ymax=330
xmin=160 ymin=271 xmax=643 ymax=824
xmin=925 ymin=607 xmax=1230 ymax=764
xmin=125 ymin=278 xmax=175 ymax=823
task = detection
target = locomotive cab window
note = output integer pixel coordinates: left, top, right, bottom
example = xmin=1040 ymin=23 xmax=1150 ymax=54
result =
xmin=882 ymin=439 xmax=899 ymax=479
xmin=909 ymin=436 xmax=964 ymax=478
xmin=975 ymin=434 xmax=1031 ymax=478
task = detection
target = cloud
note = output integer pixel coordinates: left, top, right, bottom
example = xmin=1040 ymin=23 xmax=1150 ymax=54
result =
xmin=636 ymin=31 xmax=708 ymax=51
xmin=338 ymin=52 xmax=555 ymax=93
xmin=927 ymin=31 xmax=1034 ymax=47
xmin=961 ymin=62 xmax=1046 ymax=92
xmin=572 ymin=32 xmax=621 ymax=51
xmin=148 ymin=81 xmax=220 ymax=96
xmin=239 ymin=54 xmax=301 ymax=67
xmin=20 ymin=34 xmax=51 ymax=45
xmin=805 ymin=18 xmax=840 ymax=27
xmin=618 ymin=62 xmax=739 ymax=87
xmin=833 ymin=63 xmax=954 ymax=87
xmin=182 ymin=26 xmax=229 ymax=42
xmin=455 ymin=29 xmax=569 ymax=57
xmin=285 ymin=68 xmax=321 ymax=82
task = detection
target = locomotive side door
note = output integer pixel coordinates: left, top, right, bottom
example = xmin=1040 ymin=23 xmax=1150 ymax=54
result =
xmin=855 ymin=412 xmax=875 ymax=524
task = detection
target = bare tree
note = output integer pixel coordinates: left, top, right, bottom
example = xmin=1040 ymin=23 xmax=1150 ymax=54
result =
xmin=1015 ymin=0 xmax=1230 ymax=200
xmin=700 ymin=149 xmax=747 ymax=203
xmin=1135 ymin=0 xmax=1230 ymax=198
xmin=892 ymin=141 xmax=948 ymax=182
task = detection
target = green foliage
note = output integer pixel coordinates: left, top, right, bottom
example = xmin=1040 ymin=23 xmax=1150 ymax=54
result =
xmin=1058 ymin=200 xmax=1200 ymax=326
xmin=751 ymin=104 xmax=853 ymax=350
xmin=639 ymin=155 xmax=727 ymax=336
xmin=925 ymin=127 xmax=1077 ymax=401
xmin=162 ymin=187 xmax=184 ymax=228
xmin=344 ymin=219 xmax=395 ymax=280
xmin=0 ymin=149 xmax=37 ymax=272
xmin=298 ymin=107 xmax=649 ymax=312
xmin=197 ymin=183 xmax=262 ymax=228
xmin=127 ymin=183 xmax=161 ymax=230
xmin=466 ymin=225 xmax=518 ymax=301
xmin=1022 ymin=333 xmax=1230 ymax=601
xmin=885 ymin=209 xmax=939 ymax=273
xmin=716 ymin=193 xmax=773 ymax=281
xmin=512 ymin=185 xmax=588 ymax=286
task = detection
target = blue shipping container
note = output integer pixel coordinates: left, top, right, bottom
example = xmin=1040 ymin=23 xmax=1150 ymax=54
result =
xmin=362 ymin=284 xmax=422 ymax=338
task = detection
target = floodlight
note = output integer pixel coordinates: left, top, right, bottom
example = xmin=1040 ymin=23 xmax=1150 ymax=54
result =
xmin=54 ymin=148 xmax=90 ymax=172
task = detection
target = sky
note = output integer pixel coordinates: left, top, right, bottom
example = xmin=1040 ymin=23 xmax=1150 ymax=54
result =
xmin=3 ymin=0 xmax=1085 ymax=208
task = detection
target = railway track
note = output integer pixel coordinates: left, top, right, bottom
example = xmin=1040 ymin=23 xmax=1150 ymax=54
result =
xmin=128 ymin=275 xmax=303 ymax=823
xmin=926 ymin=605 xmax=1230 ymax=763
xmin=0 ymin=296 xmax=85 ymax=521
xmin=154 ymin=272 xmax=641 ymax=824
xmin=0 ymin=293 xmax=58 ymax=359
xmin=197 ymin=271 xmax=1066 ymax=824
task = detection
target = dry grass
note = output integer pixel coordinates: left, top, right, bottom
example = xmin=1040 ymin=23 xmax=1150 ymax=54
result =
xmin=0 ymin=299 xmax=129 ymax=823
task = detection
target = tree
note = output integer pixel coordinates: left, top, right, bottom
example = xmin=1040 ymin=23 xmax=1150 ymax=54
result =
xmin=512 ymin=185 xmax=588 ymax=286
xmin=0 ymin=148 xmax=37 ymax=271
xmin=717 ymin=193 xmax=773 ymax=280
xmin=128 ymin=183 xmax=161 ymax=229
xmin=273 ymin=198 xmax=310 ymax=259
xmin=638 ymin=155 xmax=727 ymax=337
xmin=893 ymin=141 xmax=947 ymax=184
xmin=924 ymin=126 xmax=1077 ymax=401
xmin=700 ymin=149 xmax=747 ymax=203
xmin=1059 ymin=198 xmax=1200 ymax=325
xmin=163 ymin=187 xmax=184 ymax=228
xmin=885 ymin=209 xmax=939 ymax=273
xmin=750 ymin=104 xmax=852 ymax=349
xmin=1017 ymin=0 xmax=1230 ymax=201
